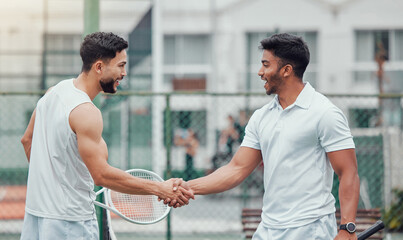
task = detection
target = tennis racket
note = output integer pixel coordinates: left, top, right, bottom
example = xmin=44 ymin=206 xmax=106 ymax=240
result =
xmin=94 ymin=169 xmax=171 ymax=225
xmin=357 ymin=220 xmax=384 ymax=240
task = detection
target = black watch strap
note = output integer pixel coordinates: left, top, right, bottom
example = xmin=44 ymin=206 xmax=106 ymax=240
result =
xmin=339 ymin=222 xmax=356 ymax=233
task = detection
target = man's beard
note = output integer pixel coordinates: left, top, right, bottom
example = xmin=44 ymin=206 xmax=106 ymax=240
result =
xmin=100 ymin=78 xmax=116 ymax=94
xmin=266 ymin=72 xmax=282 ymax=96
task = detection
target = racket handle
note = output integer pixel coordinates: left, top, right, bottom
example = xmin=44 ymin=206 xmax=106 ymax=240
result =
xmin=357 ymin=220 xmax=384 ymax=240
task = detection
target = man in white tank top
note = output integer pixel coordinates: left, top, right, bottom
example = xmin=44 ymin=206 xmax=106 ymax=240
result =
xmin=20 ymin=32 xmax=194 ymax=240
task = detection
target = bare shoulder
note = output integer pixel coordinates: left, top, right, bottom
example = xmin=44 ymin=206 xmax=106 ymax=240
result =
xmin=71 ymin=102 xmax=100 ymax=116
xmin=69 ymin=103 xmax=103 ymax=134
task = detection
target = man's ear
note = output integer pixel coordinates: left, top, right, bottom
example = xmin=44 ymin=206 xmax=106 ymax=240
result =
xmin=93 ymin=61 xmax=103 ymax=74
xmin=283 ymin=64 xmax=293 ymax=78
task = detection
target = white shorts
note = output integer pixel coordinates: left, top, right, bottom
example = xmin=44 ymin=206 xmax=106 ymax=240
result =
xmin=252 ymin=213 xmax=337 ymax=240
xmin=20 ymin=212 xmax=99 ymax=240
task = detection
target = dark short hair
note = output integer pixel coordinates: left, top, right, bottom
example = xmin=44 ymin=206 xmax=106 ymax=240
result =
xmin=80 ymin=32 xmax=128 ymax=72
xmin=259 ymin=33 xmax=310 ymax=79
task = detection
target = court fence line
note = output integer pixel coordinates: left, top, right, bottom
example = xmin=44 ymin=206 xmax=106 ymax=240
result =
xmin=0 ymin=91 xmax=402 ymax=239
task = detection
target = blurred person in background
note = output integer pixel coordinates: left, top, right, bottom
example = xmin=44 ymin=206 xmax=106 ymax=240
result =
xmin=175 ymin=128 xmax=200 ymax=180
xmin=211 ymin=115 xmax=239 ymax=171
xmin=234 ymin=110 xmax=248 ymax=143
xmin=169 ymin=33 xmax=360 ymax=240
xmin=218 ymin=115 xmax=239 ymax=157
xmin=20 ymin=32 xmax=192 ymax=240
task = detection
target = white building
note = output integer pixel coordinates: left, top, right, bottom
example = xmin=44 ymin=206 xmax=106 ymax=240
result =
xmin=2 ymin=0 xmax=402 ymax=92
xmin=1 ymin=0 xmax=402 ymax=195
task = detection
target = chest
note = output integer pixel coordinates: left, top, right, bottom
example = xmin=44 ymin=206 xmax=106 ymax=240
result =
xmin=258 ymin=107 xmax=320 ymax=150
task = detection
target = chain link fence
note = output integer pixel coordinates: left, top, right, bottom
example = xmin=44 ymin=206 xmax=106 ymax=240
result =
xmin=1 ymin=92 xmax=402 ymax=239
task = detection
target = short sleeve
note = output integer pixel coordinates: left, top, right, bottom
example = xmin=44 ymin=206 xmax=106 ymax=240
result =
xmin=240 ymin=111 xmax=261 ymax=150
xmin=318 ymin=106 xmax=355 ymax=152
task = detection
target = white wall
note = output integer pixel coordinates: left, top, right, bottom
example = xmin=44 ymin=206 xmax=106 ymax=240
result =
xmin=2 ymin=0 xmax=403 ymax=93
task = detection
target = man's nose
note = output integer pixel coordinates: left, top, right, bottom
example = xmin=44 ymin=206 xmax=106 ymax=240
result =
xmin=258 ymin=67 xmax=264 ymax=77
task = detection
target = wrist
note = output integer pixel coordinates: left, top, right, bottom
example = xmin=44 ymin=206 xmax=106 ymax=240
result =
xmin=188 ymin=180 xmax=205 ymax=195
xmin=339 ymin=222 xmax=356 ymax=233
xmin=151 ymin=181 xmax=163 ymax=197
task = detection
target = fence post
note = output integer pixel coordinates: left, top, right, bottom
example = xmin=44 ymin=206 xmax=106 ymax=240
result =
xmin=82 ymin=1 xmax=103 ymax=237
xmin=40 ymin=0 xmax=48 ymax=90
xmin=400 ymin=96 xmax=403 ymax=131
xmin=164 ymin=94 xmax=172 ymax=240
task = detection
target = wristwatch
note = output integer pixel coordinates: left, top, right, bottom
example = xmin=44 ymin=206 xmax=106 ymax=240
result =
xmin=339 ymin=222 xmax=356 ymax=233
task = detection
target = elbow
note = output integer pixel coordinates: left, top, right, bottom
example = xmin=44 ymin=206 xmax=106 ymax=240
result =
xmin=92 ymin=170 xmax=109 ymax=187
xmin=352 ymin=169 xmax=360 ymax=184
xmin=21 ymin=136 xmax=31 ymax=147
xmin=92 ymin=173 xmax=105 ymax=186
xmin=88 ymin=161 xmax=111 ymax=187
xmin=93 ymin=177 xmax=104 ymax=187
xmin=338 ymin=170 xmax=360 ymax=188
xmin=90 ymin=170 xmax=105 ymax=186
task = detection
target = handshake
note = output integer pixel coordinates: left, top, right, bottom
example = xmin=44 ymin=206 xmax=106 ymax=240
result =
xmin=158 ymin=178 xmax=194 ymax=208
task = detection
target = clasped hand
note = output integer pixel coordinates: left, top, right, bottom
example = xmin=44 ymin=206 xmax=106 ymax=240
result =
xmin=158 ymin=178 xmax=194 ymax=208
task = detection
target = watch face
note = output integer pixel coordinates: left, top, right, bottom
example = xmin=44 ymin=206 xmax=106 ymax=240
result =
xmin=346 ymin=223 xmax=356 ymax=232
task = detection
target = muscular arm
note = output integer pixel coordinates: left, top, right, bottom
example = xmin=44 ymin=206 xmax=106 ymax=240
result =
xmin=21 ymin=109 xmax=36 ymax=162
xmin=70 ymin=103 xmax=192 ymax=203
xmin=188 ymin=146 xmax=262 ymax=195
xmin=328 ymin=149 xmax=360 ymax=239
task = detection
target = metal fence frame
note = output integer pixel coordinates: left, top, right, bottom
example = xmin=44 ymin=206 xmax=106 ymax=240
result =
xmin=0 ymin=91 xmax=402 ymax=239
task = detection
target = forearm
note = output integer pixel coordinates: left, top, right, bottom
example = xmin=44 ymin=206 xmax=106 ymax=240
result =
xmin=338 ymin=171 xmax=360 ymax=223
xmin=189 ymin=147 xmax=262 ymax=195
xmin=188 ymin=162 xmax=248 ymax=195
xmin=95 ymin=166 xmax=160 ymax=196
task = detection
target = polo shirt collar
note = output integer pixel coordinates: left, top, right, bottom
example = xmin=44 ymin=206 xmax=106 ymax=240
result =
xmin=294 ymin=82 xmax=315 ymax=110
xmin=267 ymin=82 xmax=315 ymax=110
xmin=268 ymin=95 xmax=279 ymax=110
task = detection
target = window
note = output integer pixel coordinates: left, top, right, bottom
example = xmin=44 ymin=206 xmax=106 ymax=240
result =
xmin=396 ymin=30 xmax=403 ymax=61
xmin=45 ymin=34 xmax=82 ymax=87
xmin=356 ymin=30 xmax=389 ymax=62
xmin=355 ymin=29 xmax=403 ymax=63
xmin=163 ymin=34 xmax=211 ymax=91
xmin=164 ymin=35 xmax=210 ymax=65
xmin=353 ymin=30 xmax=403 ymax=93
xmin=246 ymin=31 xmax=318 ymax=91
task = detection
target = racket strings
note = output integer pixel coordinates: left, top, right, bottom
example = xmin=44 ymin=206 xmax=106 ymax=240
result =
xmin=108 ymin=171 xmax=169 ymax=223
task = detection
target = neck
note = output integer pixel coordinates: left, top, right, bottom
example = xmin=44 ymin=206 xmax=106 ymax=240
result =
xmin=277 ymin=78 xmax=305 ymax=109
xmin=74 ymin=72 xmax=101 ymax=101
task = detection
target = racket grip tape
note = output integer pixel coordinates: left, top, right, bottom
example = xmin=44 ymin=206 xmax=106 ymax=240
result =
xmin=357 ymin=220 xmax=385 ymax=240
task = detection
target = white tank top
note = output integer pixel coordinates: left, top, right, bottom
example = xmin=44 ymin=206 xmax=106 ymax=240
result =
xmin=25 ymin=79 xmax=97 ymax=221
